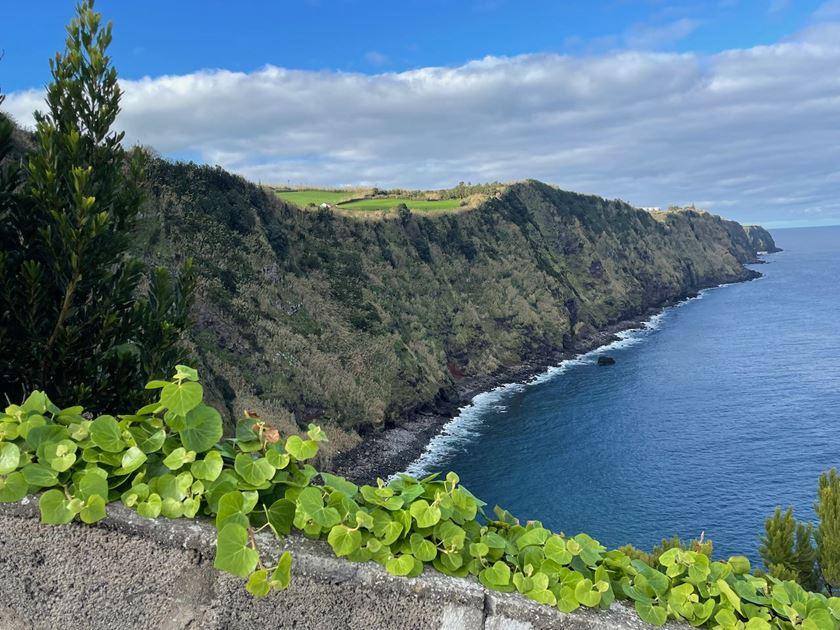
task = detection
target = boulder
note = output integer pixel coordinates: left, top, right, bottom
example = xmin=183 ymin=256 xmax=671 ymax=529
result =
xmin=597 ymin=356 xmax=616 ymax=366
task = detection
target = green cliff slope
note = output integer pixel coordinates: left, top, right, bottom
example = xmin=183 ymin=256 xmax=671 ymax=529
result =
xmin=137 ymin=160 xmax=774 ymax=451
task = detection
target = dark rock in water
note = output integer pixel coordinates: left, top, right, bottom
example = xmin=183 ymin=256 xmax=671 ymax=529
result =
xmin=597 ymin=356 xmax=616 ymax=366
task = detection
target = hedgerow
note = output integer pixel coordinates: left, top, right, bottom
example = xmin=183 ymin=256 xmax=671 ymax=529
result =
xmin=1 ymin=366 xmax=838 ymax=629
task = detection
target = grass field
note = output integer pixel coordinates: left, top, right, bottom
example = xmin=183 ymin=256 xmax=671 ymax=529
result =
xmin=274 ymin=189 xmax=357 ymax=206
xmin=337 ymin=197 xmax=463 ymax=212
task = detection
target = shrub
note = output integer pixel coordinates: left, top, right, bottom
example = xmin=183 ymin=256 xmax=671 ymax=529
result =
xmin=0 ymin=0 xmax=194 ymax=411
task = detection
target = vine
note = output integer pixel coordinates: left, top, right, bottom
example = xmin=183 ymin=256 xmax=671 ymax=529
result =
xmin=0 ymin=366 xmax=838 ymax=629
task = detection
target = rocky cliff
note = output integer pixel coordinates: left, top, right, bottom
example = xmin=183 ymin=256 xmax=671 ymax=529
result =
xmin=137 ymin=161 xmax=777 ymax=455
xmin=744 ymin=225 xmax=782 ymax=253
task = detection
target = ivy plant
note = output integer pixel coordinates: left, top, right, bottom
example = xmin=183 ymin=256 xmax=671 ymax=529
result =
xmin=2 ymin=366 xmax=840 ymax=628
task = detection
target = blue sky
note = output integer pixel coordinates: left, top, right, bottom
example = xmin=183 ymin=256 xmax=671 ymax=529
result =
xmin=1 ymin=0 xmax=827 ymax=90
xmin=4 ymin=1 xmax=840 ymax=227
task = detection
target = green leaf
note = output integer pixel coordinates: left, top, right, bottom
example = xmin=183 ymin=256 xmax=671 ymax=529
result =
xmin=635 ymin=602 xmax=668 ymax=626
xmin=328 ymin=525 xmax=362 ymax=557
xmin=320 ymin=472 xmax=358 ymax=498
xmin=39 ymin=489 xmax=74 ymax=524
xmin=163 ymin=447 xmax=196 ymax=470
xmin=386 ymin=554 xmax=416 ymax=576
xmin=144 ymin=380 xmax=169 ymax=390
xmin=544 ymin=535 xmax=572 ymax=565
xmin=266 ymin=499 xmax=296 ymax=536
xmin=270 ymin=551 xmax=293 ymax=590
xmin=246 ymin=569 xmax=271 ymax=597
xmin=574 ymin=578 xmax=601 ymax=607
xmin=89 ymin=415 xmax=125 ymax=453
xmin=409 ymin=499 xmax=441 ymax=528
xmin=216 ymin=491 xmax=252 ymax=529
xmin=265 ymin=447 xmax=290 ymax=470
xmin=728 ymin=555 xmax=751 ymax=575
xmin=179 ymin=403 xmax=223 ymax=453
xmin=114 ymin=446 xmax=147 ymax=475
xmin=284 ymin=435 xmax=318 ymax=461
xmin=0 ymin=472 xmax=29 ymax=502
xmin=410 ymin=533 xmax=438 ymax=562
xmin=234 ymin=454 xmax=275 ymax=486
xmin=42 ymin=439 xmax=77 ymax=472
xmin=717 ymin=578 xmax=743 ymax=613
xmin=556 ymin=586 xmax=580 ymax=613
xmin=78 ymin=468 xmax=109 ymax=501
xmin=136 ymin=493 xmax=162 ymax=518
xmin=174 ymin=365 xmax=199 ymax=382
xmin=191 ymin=451 xmax=223 ymax=481
xmin=480 ymin=561 xmax=511 ymax=587
xmin=214 ymin=523 xmax=259 ymax=578
xmin=80 ymin=495 xmax=107 ymax=524
xmin=22 ymin=463 xmax=59 ymax=488
xmin=0 ymin=442 xmax=21 ymax=474
xmin=160 ymin=381 xmax=203 ymax=417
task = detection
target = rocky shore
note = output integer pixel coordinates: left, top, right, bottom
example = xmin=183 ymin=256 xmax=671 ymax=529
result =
xmin=332 ymin=270 xmax=762 ymax=483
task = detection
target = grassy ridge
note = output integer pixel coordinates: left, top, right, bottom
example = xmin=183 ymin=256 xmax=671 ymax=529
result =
xmin=275 ymin=189 xmax=359 ymax=206
xmin=337 ymin=197 xmax=464 ymax=212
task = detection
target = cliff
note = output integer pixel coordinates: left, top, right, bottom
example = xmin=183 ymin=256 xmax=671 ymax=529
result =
xmin=744 ymin=225 xmax=782 ymax=253
xmin=137 ymin=161 xmax=777 ymax=457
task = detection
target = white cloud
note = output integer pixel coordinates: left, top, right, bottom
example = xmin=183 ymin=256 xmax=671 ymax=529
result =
xmin=5 ymin=22 xmax=840 ymax=225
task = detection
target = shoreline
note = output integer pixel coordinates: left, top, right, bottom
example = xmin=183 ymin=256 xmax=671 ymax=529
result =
xmin=332 ymin=270 xmax=762 ymax=484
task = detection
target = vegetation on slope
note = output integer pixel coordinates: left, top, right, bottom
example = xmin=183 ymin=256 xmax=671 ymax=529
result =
xmin=3 ymin=368 xmax=840 ymax=630
xmin=138 ymin=161 xmax=771 ymax=455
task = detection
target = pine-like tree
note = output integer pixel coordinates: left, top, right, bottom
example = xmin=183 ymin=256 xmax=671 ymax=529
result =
xmin=759 ymin=507 xmax=818 ymax=590
xmin=0 ymin=1 xmax=193 ymax=410
xmin=817 ymin=469 xmax=840 ymax=594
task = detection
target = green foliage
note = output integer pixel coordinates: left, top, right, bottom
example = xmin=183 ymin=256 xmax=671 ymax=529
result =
xmin=760 ymin=508 xmax=818 ymax=590
xmin=0 ymin=0 xmax=194 ymax=412
xmin=818 ymin=471 xmax=840 ymax=593
xmin=2 ymin=366 xmax=840 ymax=629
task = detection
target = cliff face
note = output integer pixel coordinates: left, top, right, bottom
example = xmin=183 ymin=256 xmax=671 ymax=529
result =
xmin=138 ymin=163 xmax=770 ymax=440
xmin=744 ymin=225 xmax=782 ymax=253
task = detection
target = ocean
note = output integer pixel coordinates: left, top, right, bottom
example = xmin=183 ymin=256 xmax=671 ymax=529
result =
xmin=404 ymin=225 xmax=840 ymax=561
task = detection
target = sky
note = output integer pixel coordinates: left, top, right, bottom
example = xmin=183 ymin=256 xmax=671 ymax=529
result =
xmin=3 ymin=0 xmax=840 ymax=228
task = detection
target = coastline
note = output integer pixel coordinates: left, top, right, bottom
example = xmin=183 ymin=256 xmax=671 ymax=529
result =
xmin=332 ymin=268 xmax=763 ymax=483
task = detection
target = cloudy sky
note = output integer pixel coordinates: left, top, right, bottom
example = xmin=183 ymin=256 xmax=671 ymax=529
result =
xmin=3 ymin=0 xmax=840 ymax=227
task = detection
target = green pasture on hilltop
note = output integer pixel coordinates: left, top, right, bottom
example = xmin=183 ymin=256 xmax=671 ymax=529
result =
xmin=274 ymin=189 xmax=358 ymax=206
xmin=338 ymin=197 xmax=464 ymax=212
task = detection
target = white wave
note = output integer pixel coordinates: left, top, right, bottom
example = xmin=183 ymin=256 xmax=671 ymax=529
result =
xmin=397 ymin=284 xmax=731 ymax=479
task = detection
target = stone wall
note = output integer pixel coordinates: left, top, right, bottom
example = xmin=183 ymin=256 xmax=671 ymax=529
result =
xmin=0 ymin=499 xmax=665 ymax=630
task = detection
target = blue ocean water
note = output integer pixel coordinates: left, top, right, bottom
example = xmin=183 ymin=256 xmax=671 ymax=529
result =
xmin=405 ymin=226 xmax=840 ymax=562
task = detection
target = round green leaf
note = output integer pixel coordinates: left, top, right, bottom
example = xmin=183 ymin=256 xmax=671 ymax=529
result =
xmin=0 ymin=442 xmax=20 ymax=474
xmin=179 ymin=403 xmax=223 ymax=453
xmin=234 ymin=454 xmax=275 ymax=487
xmin=160 ymin=381 xmax=203 ymax=417
xmin=214 ymin=523 xmax=259 ymax=578
xmin=39 ymin=488 xmax=74 ymax=524
xmin=80 ymin=495 xmax=107 ymax=524
xmin=409 ymin=499 xmax=441 ymax=528
xmin=636 ymin=602 xmax=668 ymax=626
xmin=0 ymin=472 xmax=29 ymax=503
xmin=43 ymin=440 xmax=77 ymax=472
xmin=328 ymin=525 xmax=362 ymax=557
xmin=22 ymin=463 xmax=59 ymax=488
xmin=386 ymin=554 xmax=416 ymax=576
xmin=284 ymin=435 xmax=318 ymax=461
xmin=191 ymin=450 xmax=223 ymax=481
xmin=266 ymin=498 xmax=296 ymax=536
xmin=89 ymin=415 xmax=125 ymax=453
xmin=410 ymin=533 xmax=438 ymax=562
